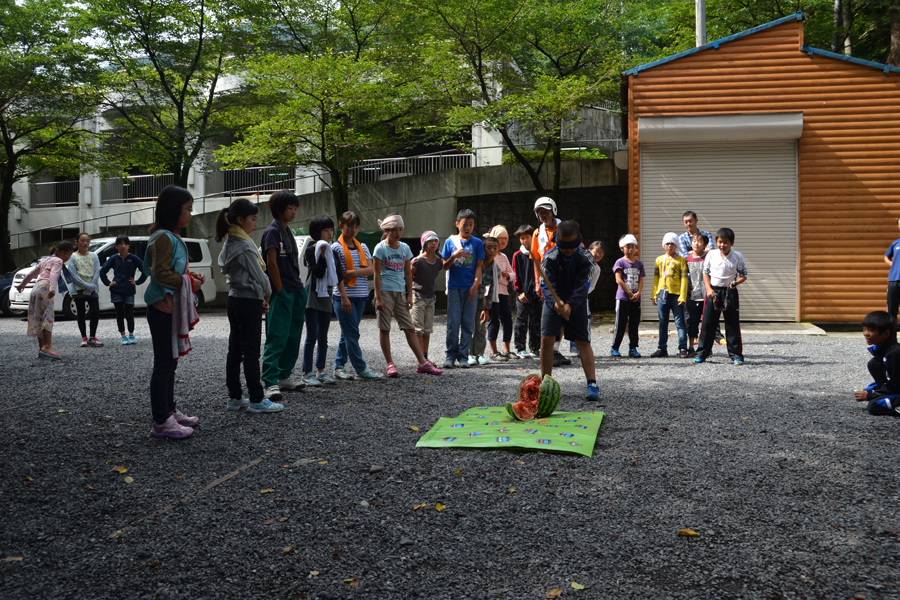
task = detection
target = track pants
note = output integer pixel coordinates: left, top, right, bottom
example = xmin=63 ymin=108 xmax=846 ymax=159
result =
xmin=612 ymin=299 xmax=641 ymax=351
xmin=226 ymin=297 xmax=264 ymax=403
xmin=514 ymin=297 xmax=542 ymax=353
xmin=888 ymin=281 xmax=900 ymax=321
xmin=695 ymin=287 xmax=743 ymax=361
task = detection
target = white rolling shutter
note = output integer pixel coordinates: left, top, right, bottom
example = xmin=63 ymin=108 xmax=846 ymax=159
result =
xmin=639 ymin=140 xmax=798 ymax=321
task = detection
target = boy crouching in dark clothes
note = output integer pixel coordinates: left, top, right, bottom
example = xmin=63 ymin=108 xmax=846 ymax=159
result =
xmin=539 ymin=220 xmax=599 ymax=401
xmin=854 ymin=310 xmax=900 ymax=416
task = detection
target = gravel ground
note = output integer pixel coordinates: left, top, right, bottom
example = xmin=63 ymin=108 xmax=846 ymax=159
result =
xmin=0 ymin=310 xmax=898 ymax=600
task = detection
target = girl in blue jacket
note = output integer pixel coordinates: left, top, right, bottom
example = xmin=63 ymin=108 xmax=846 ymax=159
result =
xmin=100 ymin=234 xmax=148 ymax=345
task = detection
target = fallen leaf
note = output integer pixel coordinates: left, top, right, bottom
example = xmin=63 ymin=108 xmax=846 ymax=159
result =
xmin=454 ymin=470 xmax=461 ymax=475
xmin=175 ymin=475 xmax=181 ymax=479
xmin=516 ymin=460 xmax=525 ymax=465
xmin=281 ymin=464 xmax=290 ymax=468
xmin=260 ymin=488 xmax=275 ymax=494
xmin=409 ymin=426 xmax=419 ymax=432
xmin=282 ymin=546 xmax=295 ymax=554
xmin=678 ymin=529 xmax=699 ymax=537
xmin=508 ymin=488 xmax=516 ymax=493
xmin=412 ymin=503 xmax=427 ymax=510
xmin=547 ymin=588 xmax=563 ymax=598
xmin=3 ymin=557 xmax=23 ymax=562
xmin=571 ymin=582 xmax=585 ymax=590
xmin=310 ymin=570 xmax=320 ymax=576
xmin=435 ymin=503 xmax=446 ymax=512
xmin=262 ymin=519 xmax=276 ymax=525
xmin=278 ymin=517 xmax=289 ymax=522
xmin=360 ymin=501 xmax=369 ymax=507
xmin=319 ymin=415 xmax=324 ymax=419
xmin=116 ymin=466 xmax=128 ymax=474
xmin=23 ymin=477 xmax=33 ymax=482
xmin=389 ymin=399 xmax=397 ymax=403
xmin=883 ymin=527 xmax=899 ymax=535
xmin=85 ymin=423 xmax=92 ymax=427
xmin=342 ymin=579 xmax=359 ymax=585
xmin=318 ymin=461 xmax=328 ymax=465
xmin=58 ymin=409 xmax=67 ymax=413
xmin=124 ymin=476 xmax=134 ymax=484
xmin=88 ymin=486 xmax=95 ymax=491
xmin=148 ymin=560 xmax=161 ymax=568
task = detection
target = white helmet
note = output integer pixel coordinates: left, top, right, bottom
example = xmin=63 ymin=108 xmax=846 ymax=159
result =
xmin=533 ymin=196 xmax=557 ymax=218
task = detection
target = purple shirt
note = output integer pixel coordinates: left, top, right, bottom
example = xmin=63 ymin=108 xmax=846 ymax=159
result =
xmin=613 ymin=257 xmax=645 ymax=301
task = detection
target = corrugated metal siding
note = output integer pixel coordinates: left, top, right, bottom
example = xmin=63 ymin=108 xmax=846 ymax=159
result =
xmin=627 ymin=19 xmax=900 ymax=322
xmin=639 ymin=141 xmax=798 ymax=321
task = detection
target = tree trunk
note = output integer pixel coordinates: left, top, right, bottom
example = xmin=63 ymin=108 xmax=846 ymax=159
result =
xmin=832 ymin=0 xmax=842 ymax=53
xmin=0 ymin=159 xmax=19 ymax=272
xmin=173 ymin=161 xmax=190 ymax=189
xmin=328 ymin=166 xmax=350 ymax=221
xmin=888 ymin=5 xmax=900 ymax=67
xmin=551 ymin=134 xmax=562 ymax=198
xmin=842 ymin=0 xmax=853 ymax=56
xmin=498 ymin=127 xmax=546 ymax=195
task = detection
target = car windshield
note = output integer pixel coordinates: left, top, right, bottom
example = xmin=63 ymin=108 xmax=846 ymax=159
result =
xmin=88 ymin=241 xmax=106 ymax=252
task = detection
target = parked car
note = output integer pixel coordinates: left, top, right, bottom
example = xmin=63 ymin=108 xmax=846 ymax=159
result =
xmin=1 ymin=259 xmax=40 ymax=317
xmin=10 ymin=236 xmax=217 ymax=318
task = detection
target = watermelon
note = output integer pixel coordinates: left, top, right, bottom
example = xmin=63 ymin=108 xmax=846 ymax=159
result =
xmin=506 ymin=373 xmax=560 ymax=421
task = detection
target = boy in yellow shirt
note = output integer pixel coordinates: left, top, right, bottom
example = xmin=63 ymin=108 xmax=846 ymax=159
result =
xmin=651 ymin=232 xmax=689 ymax=358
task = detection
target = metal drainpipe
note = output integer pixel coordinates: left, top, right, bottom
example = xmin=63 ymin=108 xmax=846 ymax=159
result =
xmin=696 ymin=0 xmax=707 ymax=47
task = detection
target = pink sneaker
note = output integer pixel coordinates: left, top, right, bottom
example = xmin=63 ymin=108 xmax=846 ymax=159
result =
xmin=416 ymin=360 xmax=443 ymax=375
xmin=151 ymin=415 xmax=193 ymax=439
xmin=172 ymin=409 xmax=199 ymax=427
xmin=386 ymin=362 xmax=400 ymax=378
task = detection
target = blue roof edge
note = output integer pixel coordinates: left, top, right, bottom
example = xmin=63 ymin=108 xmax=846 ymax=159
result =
xmin=623 ymin=11 xmax=805 ymax=76
xmin=801 ymin=45 xmax=900 ymax=75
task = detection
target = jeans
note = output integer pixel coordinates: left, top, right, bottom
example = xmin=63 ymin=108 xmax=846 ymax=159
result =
xmin=147 ymin=305 xmax=177 ymax=424
xmin=303 ymin=307 xmax=332 ymax=373
xmin=445 ymin=288 xmax=478 ymax=362
xmin=685 ymin=299 xmax=703 ymax=341
xmin=226 ymin=297 xmax=264 ymax=403
xmin=333 ymin=297 xmax=368 ymax=373
xmin=657 ymin=293 xmax=687 ymax=350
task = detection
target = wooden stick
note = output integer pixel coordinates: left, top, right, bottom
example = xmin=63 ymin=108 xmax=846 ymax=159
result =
xmin=528 ymin=252 xmax=569 ymax=320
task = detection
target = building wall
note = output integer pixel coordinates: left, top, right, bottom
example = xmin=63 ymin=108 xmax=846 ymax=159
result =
xmin=627 ymin=19 xmax=900 ymax=322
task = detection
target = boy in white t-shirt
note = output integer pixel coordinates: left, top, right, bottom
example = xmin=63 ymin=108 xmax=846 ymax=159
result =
xmin=693 ymin=228 xmax=748 ymax=365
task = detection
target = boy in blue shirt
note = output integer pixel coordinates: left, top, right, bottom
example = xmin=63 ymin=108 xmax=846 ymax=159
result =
xmin=100 ymin=234 xmax=148 ymax=345
xmin=884 ymin=217 xmax=900 ymax=320
xmin=854 ymin=310 xmax=900 ymax=416
xmin=442 ymin=209 xmax=484 ymax=369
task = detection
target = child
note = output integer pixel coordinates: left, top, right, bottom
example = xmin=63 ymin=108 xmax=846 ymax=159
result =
xmin=884 ymin=217 xmax=900 ymax=320
xmin=442 ymin=209 xmax=484 ymax=369
xmin=303 ymin=216 xmax=349 ymax=387
xmin=217 ymin=198 xmax=280 ymax=413
xmin=373 ymin=214 xmax=442 ymax=377
xmin=569 ymin=240 xmax=605 ymax=359
xmin=513 ymin=225 xmax=540 ymax=359
xmin=539 ymin=220 xmax=598 ymax=400
xmin=693 ymin=228 xmax=748 ymax=365
xmin=332 ymin=211 xmax=382 ymax=380
xmin=854 ymin=310 xmax=900 ymax=416
xmin=144 ymin=185 xmax=203 ymax=439
xmin=651 ymin=232 xmax=689 ymax=358
xmin=684 ymin=232 xmax=709 ymax=354
xmin=68 ymin=232 xmax=103 ymax=347
xmin=470 ymin=236 xmax=501 ymax=364
xmin=611 ymin=234 xmax=644 ymax=357
xmin=100 ymin=234 xmax=148 ymax=345
xmin=16 ymin=241 xmax=75 ymax=359
xmin=531 ymin=197 xmax=569 ymax=366
xmin=261 ymin=190 xmax=306 ymax=400
xmin=487 ymin=225 xmax=516 ymax=361
xmin=411 ymin=230 xmax=443 ymax=362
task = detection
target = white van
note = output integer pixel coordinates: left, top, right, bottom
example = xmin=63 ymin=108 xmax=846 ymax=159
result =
xmin=10 ymin=236 xmax=217 ymax=318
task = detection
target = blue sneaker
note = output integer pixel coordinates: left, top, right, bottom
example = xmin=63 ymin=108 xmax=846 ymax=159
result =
xmin=247 ymin=398 xmax=284 ymax=413
xmin=610 ymin=348 xmax=621 ymax=357
xmin=128 ymin=334 xmax=137 ymax=344
xmin=226 ymin=397 xmax=249 ymax=411
xmin=628 ymin=348 xmax=641 ymax=358
xmin=467 ymin=356 xmax=478 ymax=367
xmin=692 ymin=355 xmax=705 ymax=364
xmin=585 ymin=382 xmax=600 ymax=401
xmin=733 ymin=359 xmax=744 ymax=366
xmin=120 ymin=336 xmax=129 ymax=345
xmin=357 ymin=368 xmax=384 ymax=380
xmin=302 ymin=372 xmax=323 ymax=387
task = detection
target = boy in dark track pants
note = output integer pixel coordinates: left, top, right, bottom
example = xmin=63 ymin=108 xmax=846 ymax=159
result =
xmin=854 ymin=310 xmax=900 ymax=416
xmin=610 ymin=234 xmax=644 ymax=357
xmin=693 ymin=228 xmax=747 ymax=365
xmin=512 ymin=225 xmax=541 ymax=358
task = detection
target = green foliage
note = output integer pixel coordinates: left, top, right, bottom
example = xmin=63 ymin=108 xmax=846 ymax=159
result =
xmin=501 ymin=148 xmax=607 ymax=165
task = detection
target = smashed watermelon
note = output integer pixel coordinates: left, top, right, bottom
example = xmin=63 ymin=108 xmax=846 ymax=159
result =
xmin=505 ymin=373 xmax=560 ymax=421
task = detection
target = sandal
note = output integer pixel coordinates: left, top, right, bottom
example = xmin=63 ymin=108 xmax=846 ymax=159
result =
xmin=386 ymin=362 xmax=400 ymax=378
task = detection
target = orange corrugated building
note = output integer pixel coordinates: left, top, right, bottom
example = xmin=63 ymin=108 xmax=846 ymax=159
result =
xmin=622 ymin=12 xmax=900 ymax=322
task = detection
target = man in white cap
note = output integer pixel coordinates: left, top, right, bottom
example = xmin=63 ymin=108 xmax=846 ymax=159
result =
xmin=530 ymin=196 xmax=570 ymax=366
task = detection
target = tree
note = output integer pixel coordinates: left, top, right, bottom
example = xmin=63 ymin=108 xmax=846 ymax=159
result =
xmin=81 ymin=0 xmax=251 ymax=186
xmin=0 ymin=0 xmax=102 ymax=271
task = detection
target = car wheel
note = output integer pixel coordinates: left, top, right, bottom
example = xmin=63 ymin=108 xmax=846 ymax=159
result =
xmin=63 ymin=294 xmax=77 ymax=319
xmin=193 ymin=290 xmax=205 ymax=310
xmin=1 ymin=289 xmax=24 ymax=317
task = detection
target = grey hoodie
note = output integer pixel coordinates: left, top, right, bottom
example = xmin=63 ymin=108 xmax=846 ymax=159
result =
xmin=218 ymin=235 xmax=272 ymax=299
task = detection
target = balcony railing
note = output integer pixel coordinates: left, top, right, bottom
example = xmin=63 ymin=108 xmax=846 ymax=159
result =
xmin=30 ymin=180 xmax=80 ymax=208
xmin=206 ymin=165 xmax=297 ymax=197
xmin=103 ymin=173 xmax=175 ymax=204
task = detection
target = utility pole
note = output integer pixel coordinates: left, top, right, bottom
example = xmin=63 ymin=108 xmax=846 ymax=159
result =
xmin=696 ymin=0 xmax=707 ymax=47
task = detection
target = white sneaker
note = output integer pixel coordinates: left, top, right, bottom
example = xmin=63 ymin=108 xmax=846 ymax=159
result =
xmin=265 ymin=385 xmax=283 ymax=401
xmin=277 ymin=378 xmax=303 ymax=390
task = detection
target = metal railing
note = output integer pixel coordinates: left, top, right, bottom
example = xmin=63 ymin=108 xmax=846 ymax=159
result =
xmin=103 ymin=173 xmax=175 ymax=204
xmin=30 ymin=180 xmax=80 ymax=208
xmin=206 ymin=165 xmax=297 ymax=197
xmin=348 ymin=153 xmax=472 ymax=185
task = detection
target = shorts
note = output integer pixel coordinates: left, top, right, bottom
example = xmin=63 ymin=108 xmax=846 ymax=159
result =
xmin=110 ymin=292 xmax=135 ymax=305
xmin=540 ymin=301 xmax=590 ymax=342
xmin=376 ymin=290 xmax=415 ymax=331
xmin=411 ymin=296 xmax=436 ymax=335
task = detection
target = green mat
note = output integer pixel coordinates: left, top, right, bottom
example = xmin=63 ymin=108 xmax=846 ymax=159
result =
xmin=416 ymin=407 xmax=605 ymax=457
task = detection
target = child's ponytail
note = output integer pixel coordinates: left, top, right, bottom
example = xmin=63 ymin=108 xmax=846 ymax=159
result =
xmin=214 ymin=206 xmax=231 ymax=242
xmin=49 ymin=240 xmax=74 ymax=256
xmin=215 ymin=197 xmax=260 ymax=242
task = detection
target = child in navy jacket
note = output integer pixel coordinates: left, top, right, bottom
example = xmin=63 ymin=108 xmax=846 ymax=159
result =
xmin=100 ymin=235 xmax=148 ymax=345
xmin=854 ymin=311 xmax=900 ymax=416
